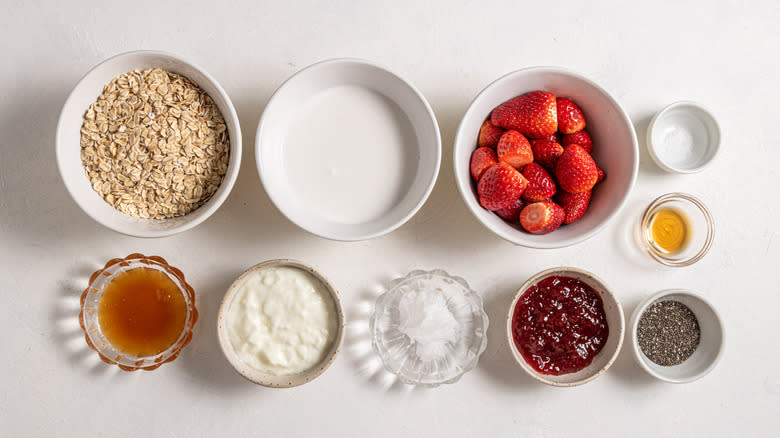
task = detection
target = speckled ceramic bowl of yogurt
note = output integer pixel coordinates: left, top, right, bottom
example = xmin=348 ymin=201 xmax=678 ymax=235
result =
xmin=217 ymin=259 xmax=345 ymax=388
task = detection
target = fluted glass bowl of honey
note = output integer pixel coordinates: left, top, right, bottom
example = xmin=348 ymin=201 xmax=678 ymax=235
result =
xmin=79 ymin=253 xmax=198 ymax=371
xmin=640 ymin=193 xmax=714 ymax=267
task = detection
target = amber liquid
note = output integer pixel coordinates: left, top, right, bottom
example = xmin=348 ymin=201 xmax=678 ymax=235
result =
xmin=649 ymin=207 xmax=691 ymax=254
xmin=98 ymin=267 xmax=187 ymax=357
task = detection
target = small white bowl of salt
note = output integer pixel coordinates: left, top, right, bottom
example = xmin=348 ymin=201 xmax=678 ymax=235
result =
xmin=369 ymin=270 xmax=488 ymax=387
xmin=646 ymin=101 xmax=721 ymax=174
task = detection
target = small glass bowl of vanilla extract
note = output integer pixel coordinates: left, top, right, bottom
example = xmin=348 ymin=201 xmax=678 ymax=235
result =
xmin=640 ymin=193 xmax=714 ymax=267
xmin=79 ymin=253 xmax=198 ymax=371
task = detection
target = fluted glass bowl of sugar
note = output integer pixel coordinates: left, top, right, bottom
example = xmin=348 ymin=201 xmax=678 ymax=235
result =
xmin=369 ymin=270 xmax=489 ymax=387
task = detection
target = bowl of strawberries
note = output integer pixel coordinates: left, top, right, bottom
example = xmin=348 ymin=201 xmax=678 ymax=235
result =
xmin=454 ymin=67 xmax=638 ymax=248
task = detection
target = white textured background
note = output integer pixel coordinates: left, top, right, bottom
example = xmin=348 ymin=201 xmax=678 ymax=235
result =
xmin=1 ymin=1 xmax=777 ymax=436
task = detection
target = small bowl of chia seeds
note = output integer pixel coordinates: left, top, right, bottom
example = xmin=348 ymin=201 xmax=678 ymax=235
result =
xmin=629 ymin=289 xmax=724 ymax=383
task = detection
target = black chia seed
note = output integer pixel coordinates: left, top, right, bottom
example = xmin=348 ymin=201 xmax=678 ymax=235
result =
xmin=637 ymin=300 xmax=700 ymax=366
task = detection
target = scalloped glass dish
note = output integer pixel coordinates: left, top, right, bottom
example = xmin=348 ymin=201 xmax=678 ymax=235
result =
xmin=369 ymin=269 xmax=488 ymax=387
xmin=79 ymin=253 xmax=198 ymax=371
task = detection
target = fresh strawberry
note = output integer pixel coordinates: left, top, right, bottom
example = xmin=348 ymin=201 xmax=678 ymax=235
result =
xmin=531 ymin=139 xmax=564 ymax=171
xmin=596 ymin=166 xmax=606 ymax=184
xmin=555 ymin=145 xmax=598 ymax=193
xmin=519 ymin=201 xmax=565 ymax=234
xmin=470 ymin=147 xmax=498 ymax=181
xmin=556 ymin=97 xmax=586 ymax=134
xmin=495 ymin=197 xmax=525 ymax=222
xmin=545 ymin=132 xmax=562 ymax=143
xmin=561 ymin=130 xmax=593 ymax=154
xmin=496 ymin=130 xmax=533 ymax=169
xmin=521 ymin=163 xmax=557 ymax=202
xmin=491 ymin=91 xmax=557 ymax=139
xmin=557 ymin=190 xmax=592 ymax=224
xmin=478 ymin=162 xmax=529 ymax=211
xmin=478 ymin=119 xmax=505 ymax=148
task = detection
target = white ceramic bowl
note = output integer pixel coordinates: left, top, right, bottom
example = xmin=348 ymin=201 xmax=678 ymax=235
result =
xmin=629 ymin=289 xmax=724 ymax=383
xmin=646 ymin=101 xmax=720 ymax=173
xmin=256 ymin=58 xmax=441 ymax=241
xmin=217 ymin=259 xmax=346 ymax=388
xmin=506 ymin=267 xmax=625 ymax=387
xmin=454 ymin=67 xmax=639 ymax=248
xmin=56 ymin=50 xmax=242 ymax=237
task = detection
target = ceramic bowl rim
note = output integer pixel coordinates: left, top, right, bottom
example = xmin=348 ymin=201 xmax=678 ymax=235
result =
xmin=505 ymin=266 xmax=625 ymax=387
xmin=55 ymin=49 xmax=242 ymax=238
xmin=453 ymin=65 xmax=639 ymax=249
xmin=645 ymin=100 xmax=721 ymax=174
xmin=628 ymin=288 xmax=725 ymax=383
xmin=216 ymin=259 xmax=346 ymax=388
xmin=255 ymin=57 xmax=441 ymax=241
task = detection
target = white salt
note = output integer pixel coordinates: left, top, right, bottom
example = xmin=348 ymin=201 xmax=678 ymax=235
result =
xmin=397 ymin=289 xmax=460 ymax=362
xmin=657 ymin=125 xmax=697 ymax=165
xmin=653 ymin=110 xmax=710 ymax=169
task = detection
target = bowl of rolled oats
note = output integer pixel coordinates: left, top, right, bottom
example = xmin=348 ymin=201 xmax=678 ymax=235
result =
xmin=56 ymin=50 xmax=241 ymax=237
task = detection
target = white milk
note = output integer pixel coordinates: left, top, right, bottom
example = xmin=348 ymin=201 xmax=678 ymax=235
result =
xmin=283 ymin=85 xmax=416 ymax=224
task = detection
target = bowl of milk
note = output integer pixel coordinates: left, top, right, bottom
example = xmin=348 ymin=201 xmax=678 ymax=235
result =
xmin=256 ymin=58 xmax=441 ymax=241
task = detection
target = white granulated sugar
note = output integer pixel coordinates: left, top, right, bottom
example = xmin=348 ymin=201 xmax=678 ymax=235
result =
xmin=397 ymin=289 xmax=460 ymax=362
xmin=658 ymin=125 xmax=697 ymax=165
xmin=653 ymin=110 xmax=711 ymax=169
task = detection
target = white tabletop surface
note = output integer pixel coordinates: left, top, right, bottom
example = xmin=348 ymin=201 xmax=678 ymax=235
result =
xmin=1 ymin=1 xmax=778 ymax=436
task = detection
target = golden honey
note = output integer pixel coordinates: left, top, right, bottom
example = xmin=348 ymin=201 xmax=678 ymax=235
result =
xmin=97 ymin=267 xmax=187 ymax=357
xmin=649 ymin=207 xmax=690 ymax=254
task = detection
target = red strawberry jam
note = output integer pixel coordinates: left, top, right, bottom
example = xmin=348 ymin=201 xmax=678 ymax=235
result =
xmin=511 ymin=275 xmax=608 ymax=375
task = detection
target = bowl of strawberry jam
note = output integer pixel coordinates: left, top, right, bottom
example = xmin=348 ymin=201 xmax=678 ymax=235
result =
xmin=79 ymin=253 xmax=198 ymax=371
xmin=506 ymin=267 xmax=625 ymax=386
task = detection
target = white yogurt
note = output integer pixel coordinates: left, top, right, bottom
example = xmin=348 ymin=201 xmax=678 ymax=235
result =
xmin=226 ymin=266 xmax=338 ymax=376
xmin=283 ymin=85 xmax=417 ymax=224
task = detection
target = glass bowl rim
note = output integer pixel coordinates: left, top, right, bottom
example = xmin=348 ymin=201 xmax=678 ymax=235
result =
xmin=640 ymin=192 xmax=714 ymax=267
xmin=78 ymin=253 xmax=198 ymax=371
xmin=369 ymin=269 xmax=489 ymax=387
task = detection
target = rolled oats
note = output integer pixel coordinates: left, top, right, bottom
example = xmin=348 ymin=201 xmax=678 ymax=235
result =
xmin=80 ymin=69 xmax=230 ymax=219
